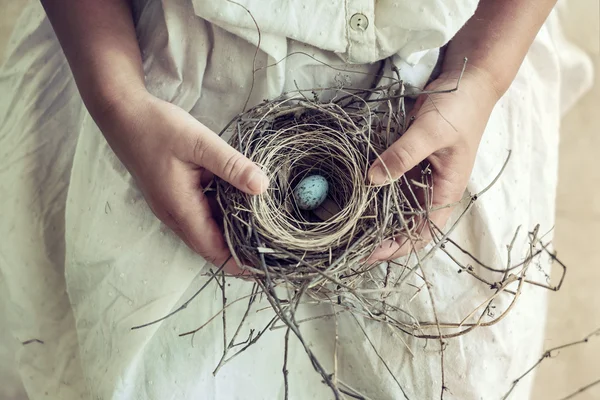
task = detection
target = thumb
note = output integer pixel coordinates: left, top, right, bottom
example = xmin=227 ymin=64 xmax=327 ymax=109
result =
xmin=368 ymin=122 xmax=441 ymax=185
xmin=189 ymin=123 xmax=269 ymax=195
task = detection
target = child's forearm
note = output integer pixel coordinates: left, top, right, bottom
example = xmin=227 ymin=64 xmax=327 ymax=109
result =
xmin=442 ymin=0 xmax=557 ymax=99
xmin=41 ymin=0 xmax=146 ymax=117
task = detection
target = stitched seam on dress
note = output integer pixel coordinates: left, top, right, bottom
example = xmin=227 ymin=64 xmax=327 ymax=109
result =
xmin=344 ymin=0 xmax=352 ymax=61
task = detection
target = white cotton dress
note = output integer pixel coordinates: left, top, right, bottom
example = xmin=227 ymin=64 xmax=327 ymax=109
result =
xmin=0 ymin=1 xmax=593 ymax=399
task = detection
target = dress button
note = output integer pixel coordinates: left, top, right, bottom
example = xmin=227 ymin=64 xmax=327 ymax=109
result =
xmin=349 ymin=13 xmax=369 ymax=31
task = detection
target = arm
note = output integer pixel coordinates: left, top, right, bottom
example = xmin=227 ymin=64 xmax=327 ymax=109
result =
xmin=41 ymin=0 xmax=269 ymax=273
xmin=443 ymin=0 xmax=558 ymax=97
xmin=369 ymin=0 xmax=557 ymax=259
xmin=40 ymin=0 xmax=145 ymax=117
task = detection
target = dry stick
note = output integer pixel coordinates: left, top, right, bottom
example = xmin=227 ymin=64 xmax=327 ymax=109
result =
xmin=439 ymin=246 xmax=503 ymax=291
xmin=281 ymin=57 xmax=467 ymax=111
xmin=333 ymin=310 xmax=340 ymax=389
xmin=559 ymin=379 xmax=600 ymax=400
xmin=329 ymin=299 xmax=427 ymax=339
xmin=423 ymin=149 xmax=512 ymax=260
xmin=226 ymin=0 xmax=260 ymax=112
xmin=218 ymin=314 xmax=279 ymax=371
xmin=338 ymin=380 xmax=374 ymax=400
xmin=457 ymin=227 xmax=521 ymax=328
xmin=382 ymin=184 xmax=424 ymax=280
xmin=347 ymin=234 xmax=529 ymax=339
xmin=459 ymin=227 xmax=534 ymax=339
xmin=386 ymin=323 xmax=416 ymax=359
xmin=343 ymin=290 xmax=529 ymax=339
xmin=283 ymin=327 xmax=291 ymax=400
xmin=211 ymin=284 xmax=260 ymax=375
xmin=350 ymin=314 xmax=411 ymax=400
xmin=503 ymin=226 xmax=522 ymax=282
xmin=501 ymin=329 xmax=600 ymax=400
xmin=425 ymin=278 xmax=447 ymax=400
xmin=529 ymin=236 xmax=568 ymax=291
xmin=390 ymin=68 xmax=405 ymax=137
xmin=362 ymin=57 xmax=468 ymax=103
xmin=443 ymin=235 xmax=541 ymax=273
xmin=338 ymin=388 xmax=368 ymax=400
xmin=249 ymin=227 xmax=376 ymax=292
xmin=383 ymin=236 xmax=533 ymax=340
xmin=272 ymin=247 xmax=356 ymax=291
xmin=257 ymin=51 xmax=403 ymax=91
xmin=257 ymin=281 xmax=343 ymax=400
xmin=220 ymin=272 xmax=227 ymax=369
xmin=395 ymin=150 xmax=512 ymax=289
xmin=131 ymin=259 xmax=228 ymax=330
xmin=253 ymin=229 xmax=343 ymax=400
xmin=420 ymin=180 xmax=447 ymax=400
xmin=459 ymin=275 xmax=518 ymax=328
xmin=435 ymin=222 xmax=562 ymax=293
xmin=270 ymin=312 xmax=343 ymax=330
xmin=422 ymin=93 xmax=458 ymax=136
xmin=179 ymin=290 xmax=261 ymax=337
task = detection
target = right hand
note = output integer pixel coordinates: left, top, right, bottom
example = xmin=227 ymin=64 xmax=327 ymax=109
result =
xmin=94 ymin=89 xmax=269 ymax=274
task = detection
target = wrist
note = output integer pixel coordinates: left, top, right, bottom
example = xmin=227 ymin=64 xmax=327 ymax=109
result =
xmin=85 ymin=73 xmax=147 ymax=114
xmin=87 ymin=77 xmax=148 ymax=125
xmin=85 ymin=79 xmax=151 ymax=149
xmin=437 ymin=64 xmax=506 ymax=108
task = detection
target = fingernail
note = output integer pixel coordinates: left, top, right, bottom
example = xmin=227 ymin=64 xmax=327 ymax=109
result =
xmin=369 ymin=163 xmax=388 ymax=185
xmin=247 ymin=169 xmax=269 ymax=193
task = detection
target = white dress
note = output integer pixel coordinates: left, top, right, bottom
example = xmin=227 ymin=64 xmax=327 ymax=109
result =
xmin=0 ymin=0 xmax=593 ymax=399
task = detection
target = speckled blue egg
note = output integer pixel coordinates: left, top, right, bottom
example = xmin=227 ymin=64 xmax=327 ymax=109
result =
xmin=293 ymin=175 xmax=329 ymax=211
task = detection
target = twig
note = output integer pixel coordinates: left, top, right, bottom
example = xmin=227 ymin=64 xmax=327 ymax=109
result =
xmin=362 ymin=57 xmax=468 ymax=103
xmin=219 ymin=272 xmax=228 ymax=370
xmin=179 ymin=291 xmax=261 ymax=337
xmin=21 ymin=339 xmax=44 ymax=345
xmin=283 ymin=327 xmax=291 ymax=400
xmin=212 ymin=284 xmax=261 ymax=375
xmin=559 ymin=378 xmax=600 ymax=400
xmin=338 ymin=380 xmax=374 ymax=400
xmin=252 ymin=227 xmax=343 ymax=399
xmin=394 ymin=151 xmax=513 ymax=288
xmin=131 ymin=259 xmax=228 ymax=330
xmin=351 ymin=314 xmax=411 ymax=400
xmin=218 ymin=314 xmax=278 ymax=372
xmin=501 ymin=328 xmax=600 ymax=399
xmin=226 ymin=0 xmax=260 ymax=112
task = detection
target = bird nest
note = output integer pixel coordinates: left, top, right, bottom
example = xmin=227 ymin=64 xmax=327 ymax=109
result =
xmin=207 ymin=84 xmax=565 ymax=398
xmin=133 ymin=78 xmax=566 ymax=399
xmin=215 ymin=90 xmax=424 ymax=292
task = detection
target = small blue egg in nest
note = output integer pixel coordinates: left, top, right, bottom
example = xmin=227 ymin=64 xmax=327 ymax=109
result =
xmin=293 ymin=175 xmax=329 ymax=211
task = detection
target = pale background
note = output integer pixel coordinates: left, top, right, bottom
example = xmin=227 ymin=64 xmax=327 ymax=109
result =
xmin=0 ymin=1 xmax=598 ymax=399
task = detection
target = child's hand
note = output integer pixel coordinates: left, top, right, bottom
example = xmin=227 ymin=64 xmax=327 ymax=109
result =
xmin=368 ymin=69 xmax=500 ymax=261
xmin=97 ymin=90 xmax=269 ymax=274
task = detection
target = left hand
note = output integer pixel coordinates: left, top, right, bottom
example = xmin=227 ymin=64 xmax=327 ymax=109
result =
xmin=368 ymin=68 xmax=501 ymax=261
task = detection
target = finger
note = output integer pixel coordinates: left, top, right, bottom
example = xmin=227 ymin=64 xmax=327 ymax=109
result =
xmin=367 ymin=239 xmax=403 ymax=262
xmin=374 ymin=151 xmax=471 ymax=262
xmin=200 ymin=169 xmax=215 ymax=188
xmin=368 ymin=118 xmax=446 ymax=185
xmin=368 ymin=153 xmax=466 ymax=263
xmin=367 ymin=218 xmax=431 ymax=262
xmin=186 ymin=122 xmax=269 ymax=195
xmin=196 ymin=170 xmax=222 ymax=229
xmin=425 ymin=150 xmax=471 ymax=230
xmin=164 ymin=167 xmax=243 ymax=275
xmin=165 ymin=210 xmax=242 ymax=274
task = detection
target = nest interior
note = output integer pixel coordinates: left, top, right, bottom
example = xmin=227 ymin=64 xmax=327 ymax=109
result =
xmin=216 ymin=91 xmax=429 ymax=286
